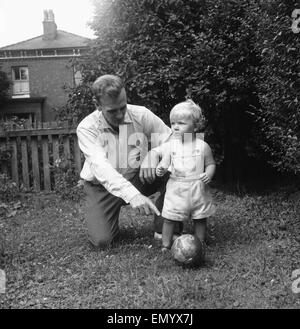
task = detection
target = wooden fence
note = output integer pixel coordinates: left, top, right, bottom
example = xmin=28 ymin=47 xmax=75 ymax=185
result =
xmin=0 ymin=121 xmax=84 ymax=192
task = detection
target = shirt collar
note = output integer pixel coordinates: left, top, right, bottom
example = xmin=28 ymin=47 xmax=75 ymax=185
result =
xmin=98 ymin=107 xmax=133 ymax=130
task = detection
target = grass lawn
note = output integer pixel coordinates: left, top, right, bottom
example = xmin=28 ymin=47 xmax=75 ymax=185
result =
xmin=0 ymin=186 xmax=299 ymax=309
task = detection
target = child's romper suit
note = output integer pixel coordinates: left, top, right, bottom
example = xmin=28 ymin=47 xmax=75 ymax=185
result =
xmin=160 ymin=137 xmax=215 ymax=222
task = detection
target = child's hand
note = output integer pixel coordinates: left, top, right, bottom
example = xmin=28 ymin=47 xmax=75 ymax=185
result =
xmin=156 ymin=165 xmax=168 ymax=177
xmin=200 ymin=173 xmax=211 ymax=184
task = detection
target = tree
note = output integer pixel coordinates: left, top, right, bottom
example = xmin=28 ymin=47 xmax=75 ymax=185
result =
xmin=69 ymin=0 xmax=260 ymax=183
xmin=60 ymin=0 xmax=300 ymax=183
xmin=251 ymin=0 xmax=300 ymax=174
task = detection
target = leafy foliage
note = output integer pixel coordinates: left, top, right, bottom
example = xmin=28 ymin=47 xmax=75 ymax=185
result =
xmin=0 ymin=70 xmax=10 ymax=105
xmin=250 ymin=0 xmax=300 ymax=174
xmin=0 ymin=116 xmax=28 ymax=130
xmin=0 ymin=174 xmax=19 ymax=203
xmin=60 ymin=0 xmax=300 ymax=177
xmin=53 ymin=84 xmax=95 ymax=123
xmin=0 ymin=145 xmax=12 ymax=163
xmin=51 ymin=156 xmax=84 ymax=201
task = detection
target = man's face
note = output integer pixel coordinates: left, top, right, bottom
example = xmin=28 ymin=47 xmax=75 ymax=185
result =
xmin=99 ymin=88 xmax=127 ymax=129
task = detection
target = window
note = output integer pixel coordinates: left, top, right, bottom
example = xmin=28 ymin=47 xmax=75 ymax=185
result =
xmin=11 ymin=66 xmax=30 ymax=97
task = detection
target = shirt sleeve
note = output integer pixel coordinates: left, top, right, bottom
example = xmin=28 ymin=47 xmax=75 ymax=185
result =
xmin=151 ymin=141 xmax=171 ymax=158
xmin=76 ymin=124 xmax=141 ymax=203
xmin=142 ymin=108 xmax=172 ymax=149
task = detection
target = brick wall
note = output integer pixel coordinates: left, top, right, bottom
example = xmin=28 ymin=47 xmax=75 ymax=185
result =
xmin=0 ymin=56 xmax=75 ymax=121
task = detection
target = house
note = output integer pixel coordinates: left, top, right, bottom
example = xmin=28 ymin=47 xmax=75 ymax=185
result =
xmin=0 ymin=10 xmax=90 ymax=122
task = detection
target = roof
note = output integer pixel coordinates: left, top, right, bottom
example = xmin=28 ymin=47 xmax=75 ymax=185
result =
xmin=0 ymin=30 xmax=91 ymax=51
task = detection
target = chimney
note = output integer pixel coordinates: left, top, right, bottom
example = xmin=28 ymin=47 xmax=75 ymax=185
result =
xmin=43 ymin=9 xmax=57 ymax=40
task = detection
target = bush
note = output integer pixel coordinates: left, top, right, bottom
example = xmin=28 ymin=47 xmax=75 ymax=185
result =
xmin=64 ymin=0 xmax=260 ymax=179
xmin=51 ymin=156 xmax=84 ymax=202
xmin=251 ymin=0 xmax=300 ymax=174
xmin=60 ymin=0 xmax=300 ymax=180
xmin=0 ymin=174 xmax=19 ymax=203
xmin=53 ymin=84 xmax=95 ymax=123
xmin=0 ymin=144 xmax=12 ymax=164
xmin=0 ymin=70 xmax=10 ymax=105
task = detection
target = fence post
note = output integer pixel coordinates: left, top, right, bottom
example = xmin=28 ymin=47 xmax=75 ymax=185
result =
xmin=21 ymin=137 xmax=30 ymax=190
xmin=42 ymin=136 xmax=51 ymax=191
xmin=11 ymin=138 xmax=19 ymax=187
xmin=30 ymin=136 xmax=40 ymax=192
xmin=0 ymin=121 xmax=82 ymax=191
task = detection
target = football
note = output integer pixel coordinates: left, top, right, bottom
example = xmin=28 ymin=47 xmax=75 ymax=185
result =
xmin=171 ymin=234 xmax=204 ymax=266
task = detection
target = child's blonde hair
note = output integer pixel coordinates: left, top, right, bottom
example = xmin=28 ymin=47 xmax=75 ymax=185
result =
xmin=170 ymin=99 xmax=204 ymax=132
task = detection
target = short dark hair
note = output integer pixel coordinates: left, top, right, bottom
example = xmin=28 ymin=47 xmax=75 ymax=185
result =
xmin=91 ymin=75 xmax=124 ymax=103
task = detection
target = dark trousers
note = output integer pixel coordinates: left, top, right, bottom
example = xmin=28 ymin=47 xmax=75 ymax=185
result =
xmin=84 ymin=172 xmax=181 ymax=248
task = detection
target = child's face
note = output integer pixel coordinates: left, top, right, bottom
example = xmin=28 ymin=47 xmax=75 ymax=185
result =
xmin=170 ymin=109 xmax=196 ymax=137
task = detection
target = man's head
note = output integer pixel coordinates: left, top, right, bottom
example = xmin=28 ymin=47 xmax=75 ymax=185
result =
xmin=92 ymin=75 xmax=127 ymax=129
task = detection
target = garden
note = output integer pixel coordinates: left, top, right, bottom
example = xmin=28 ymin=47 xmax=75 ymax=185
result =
xmin=0 ymin=178 xmax=299 ymax=308
xmin=0 ymin=0 xmax=299 ymax=309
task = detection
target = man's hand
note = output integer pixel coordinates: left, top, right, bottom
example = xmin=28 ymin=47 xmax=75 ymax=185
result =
xmin=129 ymin=194 xmax=161 ymax=216
xmin=139 ymin=150 xmax=160 ymax=184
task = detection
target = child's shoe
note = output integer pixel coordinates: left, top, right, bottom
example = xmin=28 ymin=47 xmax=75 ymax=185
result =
xmin=161 ymin=244 xmax=171 ymax=252
xmin=153 ymin=232 xmax=162 ymax=247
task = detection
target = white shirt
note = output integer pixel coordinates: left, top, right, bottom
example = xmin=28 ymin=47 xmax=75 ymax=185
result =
xmin=77 ymin=104 xmax=171 ymax=203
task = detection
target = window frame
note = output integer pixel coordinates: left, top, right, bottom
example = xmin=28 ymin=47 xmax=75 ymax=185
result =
xmin=11 ymin=66 xmax=30 ymax=97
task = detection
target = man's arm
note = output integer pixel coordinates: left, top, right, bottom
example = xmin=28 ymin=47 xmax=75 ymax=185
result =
xmin=139 ymin=149 xmax=160 ymax=185
xmin=77 ymin=124 xmax=140 ymax=202
xmin=139 ymin=108 xmax=171 ymax=184
xmin=77 ymin=124 xmax=160 ymax=215
xmin=143 ymin=108 xmax=171 ymax=148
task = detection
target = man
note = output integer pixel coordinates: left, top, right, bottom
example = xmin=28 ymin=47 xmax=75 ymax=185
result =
xmin=77 ymin=74 xmax=180 ymax=248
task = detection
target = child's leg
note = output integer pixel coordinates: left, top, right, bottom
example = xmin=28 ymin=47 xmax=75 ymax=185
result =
xmin=193 ymin=218 xmax=207 ymax=243
xmin=162 ymin=218 xmax=176 ymax=249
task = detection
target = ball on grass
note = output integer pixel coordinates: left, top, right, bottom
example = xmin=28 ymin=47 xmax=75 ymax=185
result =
xmin=171 ymin=234 xmax=204 ymax=267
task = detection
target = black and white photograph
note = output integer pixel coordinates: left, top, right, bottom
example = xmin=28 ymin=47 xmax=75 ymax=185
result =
xmin=0 ymin=0 xmax=299 ymax=313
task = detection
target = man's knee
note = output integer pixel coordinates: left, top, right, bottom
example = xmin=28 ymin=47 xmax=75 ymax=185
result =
xmin=88 ymin=233 xmax=118 ymax=250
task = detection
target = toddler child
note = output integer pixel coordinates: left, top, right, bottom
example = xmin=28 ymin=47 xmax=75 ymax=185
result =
xmin=153 ymin=99 xmax=216 ymax=251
